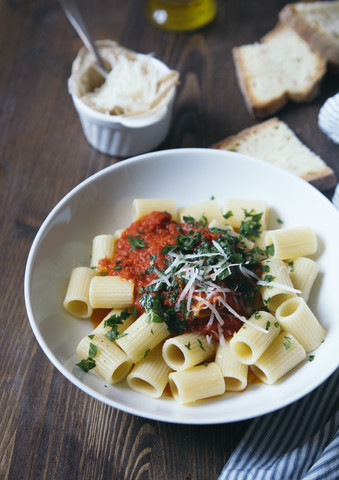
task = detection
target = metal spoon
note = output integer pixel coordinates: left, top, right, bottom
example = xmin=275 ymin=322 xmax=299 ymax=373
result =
xmin=59 ymin=0 xmax=109 ymax=76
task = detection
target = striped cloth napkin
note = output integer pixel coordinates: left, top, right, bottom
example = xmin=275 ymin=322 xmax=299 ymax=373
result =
xmin=218 ymin=369 xmax=339 ymax=480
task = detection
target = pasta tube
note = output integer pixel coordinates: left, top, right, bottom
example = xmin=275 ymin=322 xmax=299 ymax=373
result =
xmin=127 ymin=343 xmax=172 ymax=398
xmin=265 ymin=226 xmax=317 ymax=260
xmin=89 ymin=276 xmax=134 ymax=309
xmin=90 ymin=234 xmax=116 ymax=269
xmin=169 ymin=362 xmax=225 ymax=404
xmin=116 ymin=312 xmax=170 ymax=363
xmin=133 ymin=198 xmax=177 ymax=221
xmin=179 ymin=200 xmax=224 ymax=224
xmin=288 ymin=257 xmax=319 ymax=302
xmin=93 ymin=308 xmax=135 ymax=336
xmin=230 ymin=311 xmax=280 ymax=364
xmin=275 ymin=297 xmax=325 ymax=352
xmin=162 ymin=333 xmax=217 ymax=371
xmin=223 ymin=199 xmax=269 ymax=230
xmin=251 ymin=332 xmax=306 ymax=384
xmin=260 ymin=258 xmax=297 ymax=312
xmin=63 ymin=266 xmax=96 ymax=318
xmin=76 ymin=333 xmax=133 ymax=384
xmin=215 ymin=339 xmax=248 ymax=391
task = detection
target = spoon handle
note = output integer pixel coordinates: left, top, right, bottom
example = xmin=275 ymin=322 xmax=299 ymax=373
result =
xmin=59 ymin=0 xmax=108 ymax=75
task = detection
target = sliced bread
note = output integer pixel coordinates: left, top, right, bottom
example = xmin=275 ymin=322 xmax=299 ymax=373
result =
xmin=280 ymin=1 xmax=339 ymax=68
xmin=211 ymin=118 xmax=337 ymax=191
xmin=233 ymin=23 xmax=326 ymax=118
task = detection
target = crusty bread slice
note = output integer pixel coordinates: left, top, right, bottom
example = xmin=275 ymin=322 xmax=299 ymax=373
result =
xmin=211 ymin=118 xmax=337 ymax=191
xmin=233 ymin=23 xmax=326 ymax=118
xmin=280 ymin=1 xmax=339 ymax=68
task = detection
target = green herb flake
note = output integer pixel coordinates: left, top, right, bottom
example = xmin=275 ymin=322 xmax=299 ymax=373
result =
xmin=274 ymin=321 xmax=280 ymax=328
xmin=76 ymin=357 xmax=96 ymax=372
xmin=283 ymin=336 xmax=292 ymax=350
xmin=288 ymin=261 xmax=295 ymax=272
xmin=89 ymin=342 xmax=98 ymax=358
xmin=197 ymin=339 xmax=206 ymax=351
xmin=128 ymin=234 xmax=148 ymax=251
xmin=142 ymin=348 xmax=150 ymax=359
xmin=277 ymin=218 xmax=283 ymax=224
xmin=223 ymin=210 xmax=233 ymax=220
xmin=239 ymin=209 xmax=263 ymax=239
xmin=185 ymin=342 xmax=191 ymax=350
xmin=308 ymin=355 xmax=315 ymax=362
xmin=254 ymin=312 xmax=261 ymax=320
xmin=88 ymin=334 xmax=95 ymax=340
xmin=265 ymin=321 xmax=271 ymax=331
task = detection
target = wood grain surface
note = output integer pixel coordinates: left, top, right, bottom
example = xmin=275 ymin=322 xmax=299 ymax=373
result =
xmin=1 ymin=1 xmax=338 ymax=479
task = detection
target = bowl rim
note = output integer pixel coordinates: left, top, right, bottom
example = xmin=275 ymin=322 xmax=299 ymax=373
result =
xmin=24 ymin=148 xmax=339 ymax=424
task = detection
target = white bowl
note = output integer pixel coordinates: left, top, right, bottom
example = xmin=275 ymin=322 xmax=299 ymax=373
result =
xmin=24 ymin=148 xmax=339 ymax=424
xmin=69 ymin=47 xmax=177 ymax=157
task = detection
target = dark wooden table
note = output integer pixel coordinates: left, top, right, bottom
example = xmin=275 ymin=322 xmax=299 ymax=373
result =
xmin=1 ymin=1 xmax=338 ymax=479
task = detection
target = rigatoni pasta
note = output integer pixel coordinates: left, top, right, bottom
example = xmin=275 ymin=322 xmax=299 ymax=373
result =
xmin=288 ymin=257 xmax=319 ymax=302
xmin=63 ymin=266 xmax=96 ymax=318
xmin=230 ymin=311 xmax=280 ymax=365
xmin=265 ymin=226 xmax=317 ymax=260
xmin=215 ymin=339 xmax=248 ymax=391
xmin=127 ymin=343 xmax=172 ymax=398
xmin=275 ymin=297 xmax=325 ymax=352
xmin=250 ymin=332 xmax=306 ymax=385
xmin=162 ymin=332 xmax=217 ymax=371
xmin=63 ymin=197 xmax=325 ymax=405
xmin=169 ymin=362 xmax=225 ymax=404
xmin=89 ymin=275 xmax=134 ymax=309
xmin=260 ymin=258 xmax=298 ymax=312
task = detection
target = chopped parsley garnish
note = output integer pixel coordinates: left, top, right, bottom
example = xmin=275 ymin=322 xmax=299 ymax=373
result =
xmin=128 ymin=234 xmax=148 ymax=250
xmin=265 ymin=321 xmax=271 ymax=331
xmin=239 ymin=209 xmax=263 ymax=239
xmin=142 ymin=348 xmax=150 ymax=359
xmin=76 ymin=341 xmax=98 ymax=372
xmin=185 ymin=342 xmax=191 ymax=350
xmin=76 ymin=357 xmax=96 ymax=372
xmin=88 ymin=342 xmax=98 ymax=359
xmin=254 ymin=312 xmax=261 ymax=320
xmin=223 ymin=210 xmax=233 ymax=220
xmin=288 ymin=261 xmax=294 ymax=272
xmin=283 ymin=336 xmax=292 ymax=350
xmin=104 ymin=308 xmax=131 ymax=342
xmin=183 ymin=215 xmax=208 ymax=228
xmin=308 ymin=355 xmax=315 ymax=362
xmin=197 ymin=339 xmax=206 ymax=351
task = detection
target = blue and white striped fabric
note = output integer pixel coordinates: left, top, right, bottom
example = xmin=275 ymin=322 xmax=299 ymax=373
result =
xmin=218 ymin=368 xmax=339 ymax=480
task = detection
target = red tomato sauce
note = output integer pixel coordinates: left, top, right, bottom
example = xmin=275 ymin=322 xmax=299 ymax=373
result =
xmin=98 ymin=211 xmax=251 ymax=339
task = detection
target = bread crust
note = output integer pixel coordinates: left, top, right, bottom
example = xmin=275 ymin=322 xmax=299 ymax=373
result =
xmin=280 ymin=3 xmax=339 ymax=67
xmin=211 ymin=118 xmax=337 ymax=191
xmin=232 ymin=24 xmax=326 ymax=118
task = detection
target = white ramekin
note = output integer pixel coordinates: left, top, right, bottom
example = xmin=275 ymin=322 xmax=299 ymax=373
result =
xmin=69 ymin=53 xmax=177 ymax=158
